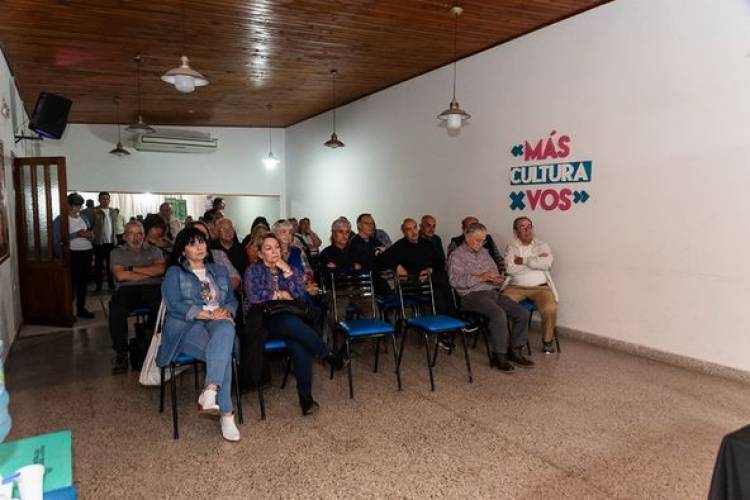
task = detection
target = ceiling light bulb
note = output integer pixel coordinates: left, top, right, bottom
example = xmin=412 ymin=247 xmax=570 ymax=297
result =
xmin=174 ymin=74 xmax=196 ymax=93
xmin=447 ymin=114 xmax=462 ymax=129
xmin=263 ymin=152 xmax=280 ymax=169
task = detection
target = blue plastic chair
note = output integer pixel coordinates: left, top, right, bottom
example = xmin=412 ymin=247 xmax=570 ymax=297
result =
xmin=329 ymin=272 xmax=401 ymax=399
xmin=396 ymin=275 xmax=472 ymax=391
xmin=257 ymin=339 xmax=292 ymax=420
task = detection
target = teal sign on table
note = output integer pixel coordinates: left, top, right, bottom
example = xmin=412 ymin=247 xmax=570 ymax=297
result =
xmin=0 ymin=430 xmax=73 ymax=492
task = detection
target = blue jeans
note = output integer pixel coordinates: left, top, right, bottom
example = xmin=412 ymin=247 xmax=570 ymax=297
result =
xmin=179 ymin=319 xmax=235 ymax=413
xmin=265 ymin=314 xmax=328 ymax=401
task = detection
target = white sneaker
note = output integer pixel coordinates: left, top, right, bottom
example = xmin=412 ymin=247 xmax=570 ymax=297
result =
xmin=220 ymin=414 xmax=240 ymax=442
xmin=198 ymin=389 xmax=220 ymax=416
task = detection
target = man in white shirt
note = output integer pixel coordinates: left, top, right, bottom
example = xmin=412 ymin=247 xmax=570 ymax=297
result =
xmin=503 ymin=217 xmax=559 ymax=354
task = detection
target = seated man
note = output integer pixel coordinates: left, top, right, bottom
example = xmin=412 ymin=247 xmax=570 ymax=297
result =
xmin=211 ymin=218 xmax=249 ymax=278
xmin=319 ymin=217 xmax=372 ymax=328
xmin=377 ymin=218 xmax=454 ymax=316
xmin=109 ymin=221 xmax=166 ymax=374
xmin=447 ymin=216 xmax=505 ymax=274
xmin=503 ymin=217 xmax=559 ymax=354
xmin=419 ymin=214 xmax=445 ymax=272
xmin=448 ymin=222 xmax=533 ymax=372
xmin=349 ymin=213 xmax=386 ymax=273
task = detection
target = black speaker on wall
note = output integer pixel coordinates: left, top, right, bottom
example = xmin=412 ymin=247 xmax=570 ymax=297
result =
xmin=29 ymin=92 xmax=72 ymax=139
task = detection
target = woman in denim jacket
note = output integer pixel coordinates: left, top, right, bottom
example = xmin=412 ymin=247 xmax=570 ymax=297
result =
xmin=158 ymin=227 xmax=241 ymax=442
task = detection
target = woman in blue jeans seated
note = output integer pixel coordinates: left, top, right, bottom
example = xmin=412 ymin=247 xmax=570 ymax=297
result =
xmin=158 ymin=227 xmax=241 ymax=442
xmin=244 ymin=233 xmax=342 ymax=416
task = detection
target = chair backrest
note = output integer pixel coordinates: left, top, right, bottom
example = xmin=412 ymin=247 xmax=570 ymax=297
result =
xmin=330 ymin=272 xmax=377 ymax=322
xmin=396 ymin=274 xmax=436 ymax=317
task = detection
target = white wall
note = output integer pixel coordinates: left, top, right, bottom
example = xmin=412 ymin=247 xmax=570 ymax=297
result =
xmin=40 ymin=124 xmax=287 ymax=209
xmin=286 ymin=0 xmax=750 ymax=371
xmin=0 ymin=48 xmax=41 ymax=352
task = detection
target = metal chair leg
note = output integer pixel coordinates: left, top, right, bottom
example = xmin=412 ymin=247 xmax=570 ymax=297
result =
xmin=346 ymin=339 xmax=354 ymax=399
xmin=159 ymin=366 xmax=165 ymax=413
xmin=430 ymin=336 xmax=440 ymax=367
xmin=373 ymin=338 xmax=381 ymax=373
xmin=282 ymin=356 xmax=291 ymax=388
xmin=258 ymin=384 xmax=267 ymax=420
xmin=391 ymin=334 xmax=402 ymax=391
xmin=459 ymin=330 xmax=473 ymax=383
xmin=397 ymin=324 xmax=408 ymax=369
xmin=193 ymin=361 xmax=200 ymax=392
xmin=232 ymin=357 xmax=243 ymax=425
xmin=170 ymin=364 xmax=179 ymax=439
xmin=424 ymin=333 xmax=435 ymax=391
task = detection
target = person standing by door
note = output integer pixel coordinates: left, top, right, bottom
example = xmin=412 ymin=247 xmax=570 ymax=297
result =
xmin=53 ymin=192 xmax=95 ymax=319
xmin=92 ymin=191 xmax=117 ymax=291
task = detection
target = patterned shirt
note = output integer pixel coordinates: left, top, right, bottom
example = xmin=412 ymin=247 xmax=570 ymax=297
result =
xmin=243 ymin=262 xmax=306 ymax=308
xmin=447 ymin=243 xmax=501 ymax=296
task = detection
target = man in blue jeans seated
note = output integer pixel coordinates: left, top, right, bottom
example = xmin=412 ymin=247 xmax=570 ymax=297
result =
xmin=109 ymin=221 xmax=166 ymax=374
xmin=448 ymin=222 xmax=533 ymax=372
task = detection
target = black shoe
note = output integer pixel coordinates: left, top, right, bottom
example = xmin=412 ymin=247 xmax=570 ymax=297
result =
xmin=542 ymin=340 xmax=556 ymax=354
xmin=489 ymin=353 xmax=514 ymax=373
xmin=507 ymin=348 xmax=535 ymax=368
xmin=438 ymin=335 xmax=455 ymax=352
xmin=324 ymin=351 xmax=347 ymax=371
xmin=112 ymin=353 xmax=128 ymax=374
xmin=95 ymin=285 xmax=102 ymax=293
xmin=77 ymin=309 xmax=95 ymax=319
xmin=300 ymin=398 xmax=319 ymax=416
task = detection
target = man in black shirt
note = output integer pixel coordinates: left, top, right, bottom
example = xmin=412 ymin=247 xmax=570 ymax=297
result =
xmin=349 ymin=213 xmax=385 ymax=273
xmin=419 ymin=214 xmax=445 ymax=272
xmin=211 ymin=218 xmax=249 ymax=277
xmin=377 ymin=218 xmax=454 ymax=316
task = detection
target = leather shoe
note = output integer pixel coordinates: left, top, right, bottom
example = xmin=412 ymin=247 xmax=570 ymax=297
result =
xmin=220 ymin=414 xmax=240 ymax=442
xmin=198 ymin=389 xmax=220 ymax=416
xmin=77 ymin=309 xmax=95 ymax=319
xmin=507 ymin=348 xmax=535 ymax=368
xmin=489 ymin=353 xmax=514 ymax=373
xmin=112 ymin=353 xmax=128 ymax=374
xmin=300 ymin=398 xmax=320 ymax=416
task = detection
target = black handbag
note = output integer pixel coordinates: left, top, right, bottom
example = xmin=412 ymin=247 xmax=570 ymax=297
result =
xmin=262 ymin=299 xmax=315 ymax=322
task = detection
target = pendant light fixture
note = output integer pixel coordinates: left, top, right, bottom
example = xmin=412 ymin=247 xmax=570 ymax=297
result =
xmin=324 ymin=69 xmax=344 ymax=148
xmin=263 ymin=104 xmax=280 ymax=169
xmin=126 ymin=54 xmax=156 ymax=134
xmin=161 ymin=2 xmax=208 ymax=93
xmin=109 ymin=96 xmax=130 ymax=156
xmin=437 ymin=4 xmax=471 ymax=130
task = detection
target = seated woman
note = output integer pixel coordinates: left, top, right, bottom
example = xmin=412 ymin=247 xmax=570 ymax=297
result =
xmin=244 ymin=233 xmax=341 ymax=416
xmin=272 ymin=220 xmax=318 ymax=296
xmin=157 ymin=227 xmax=241 ymax=442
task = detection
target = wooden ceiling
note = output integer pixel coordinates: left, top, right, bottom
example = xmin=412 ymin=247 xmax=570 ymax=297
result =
xmin=0 ymin=0 xmax=608 ymax=128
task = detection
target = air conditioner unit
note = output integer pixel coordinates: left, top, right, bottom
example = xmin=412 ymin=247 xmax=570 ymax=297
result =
xmin=134 ymin=134 xmax=219 ymax=153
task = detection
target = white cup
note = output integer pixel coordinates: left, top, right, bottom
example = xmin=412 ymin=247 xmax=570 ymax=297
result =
xmin=16 ymin=464 xmax=44 ymax=500
xmin=0 ymin=474 xmax=14 ymax=500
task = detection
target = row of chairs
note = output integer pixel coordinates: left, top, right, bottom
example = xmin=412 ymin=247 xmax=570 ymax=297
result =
xmin=156 ymin=272 xmax=560 ymax=438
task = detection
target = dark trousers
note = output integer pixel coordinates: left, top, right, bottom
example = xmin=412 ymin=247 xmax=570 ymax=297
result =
xmin=94 ymin=243 xmax=115 ymax=289
xmin=108 ymin=284 xmax=161 ymax=355
xmin=241 ymin=305 xmax=270 ymax=391
xmin=70 ymin=249 xmax=92 ymax=313
xmin=264 ymin=313 xmax=328 ymax=402
xmin=461 ymin=290 xmax=530 ymax=354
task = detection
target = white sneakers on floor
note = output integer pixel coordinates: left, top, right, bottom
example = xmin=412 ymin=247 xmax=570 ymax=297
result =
xmin=199 ymin=388 xmax=241 ymax=442
xmin=198 ymin=389 xmax=220 ymax=416
xmin=221 ymin=414 xmax=240 ymax=442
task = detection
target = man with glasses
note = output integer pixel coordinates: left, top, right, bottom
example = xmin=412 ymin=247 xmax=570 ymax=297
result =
xmin=349 ymin=213 xmax=385 ymax=273
xmin=447 ymin=216 xmax=505 ymax=275
xmin=503 ymin=217 xmax=559 ymax=354
xmin=108 ymin=221 xmax=166 ymax=374
xmin=448 ymin=222 xmax=533 ymax=372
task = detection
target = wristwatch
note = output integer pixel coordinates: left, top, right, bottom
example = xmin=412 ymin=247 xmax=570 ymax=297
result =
xmin=127 ymin=265 xmax=134 ymax=272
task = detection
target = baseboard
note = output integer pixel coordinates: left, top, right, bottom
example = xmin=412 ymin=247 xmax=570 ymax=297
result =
xmin=548 ymin=321 xmax=750 ymax=384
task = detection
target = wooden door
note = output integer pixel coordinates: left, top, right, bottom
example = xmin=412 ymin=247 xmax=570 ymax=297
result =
xmin=13 ymin=157 xmax=74 ymax=327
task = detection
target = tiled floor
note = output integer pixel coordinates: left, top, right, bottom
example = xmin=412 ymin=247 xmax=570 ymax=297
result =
xmin=5 ymin=316 xmax=748 ymax=499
